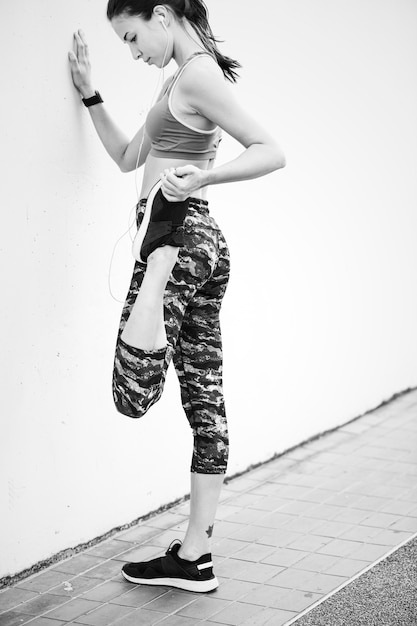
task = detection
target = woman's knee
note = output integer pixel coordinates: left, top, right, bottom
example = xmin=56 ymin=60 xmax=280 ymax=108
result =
xmin=112 ymin=337 xmax=167 ymax=418
xmin=113 ymin=383 xmax=162 ymax=419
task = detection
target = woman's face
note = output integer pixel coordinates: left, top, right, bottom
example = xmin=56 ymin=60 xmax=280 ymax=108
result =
xmin=111 ymin=13 xmax=171 ymax=67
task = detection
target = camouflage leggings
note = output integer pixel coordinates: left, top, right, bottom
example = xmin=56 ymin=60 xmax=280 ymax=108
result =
xmin=112 ymin=197 xmax=230 ymax=474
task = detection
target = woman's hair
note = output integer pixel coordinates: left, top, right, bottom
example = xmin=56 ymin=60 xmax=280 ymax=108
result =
xmin=106 ymin=0 xmax=241 ymax=82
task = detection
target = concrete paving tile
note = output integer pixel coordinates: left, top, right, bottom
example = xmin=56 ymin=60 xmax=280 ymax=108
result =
xmin=176 ymin=596 xmax=231 ymax=619
xmin=343 ymin=481 xmax=387 ymax=497
xmin=248 ymin=497 xmax=290 ymax=513
xmin=215 ymin=504 xmax=246 ymax=520
xmin=112 ymin=608 xmax=166 ymax=625
xmin=240 ymin=606 xmax=296 ymax=626
xmin=309 ymin=520 xmax=353 ymax=538
xmin=272 ymin=486 xmax=313 ymax=501
xmin=203 ymin=558 xmax=247 ymax=581
xmin=347 ymin=543 xmax=390 ymax=562
xmin=81 ymin=560 xmax=123 ymax=581
xmin=15 ymin=571 xmax=71 ymax=594
xmin=230 ymin=525 xmax=272 ymax=543
xmin=299 ymin=572 xmax=348 ymax=594
xmin=112 ymin=544 xmax=163 ymax=563
xmin=13 ymin=593 xmax=70 ymax=616
xmin=284 ymin=473 xmax=327 ymax=488
xmin=206 ymin=600 xmax=265 ymax=625
xmin=379 ymin=499 xmax=417 ymax=516
xmin=142 ymin=529 xmax=186 ymax=548
xmin=80 ymin=580 xmax=129 ymax=602
xmin=234 ymin=562 xmax=283 ymax=584
xmin=276 ymin=501 xmax=316 ymax=517
xmin=367 ymin=528 xmax=413 ymax=546
xmin=23 ymin=617 xmax=68 ymax=626
xmin=224 ymin=477 xmax=261 ymax=492
xmin=266 ymin=568 xmax=314 ymax=591
xmin=248 ymin=483 xmax=283 ymax=497
xmin=316 ymin=538 xmax=363 ymax=557
xmin=233 ymin=544 xmax=277 ymax=563
xmin=261 ymin=548 xmax=309 ymax=568
xmin=73 ymin=602 xmax=134 ymax=625
xmin=285 ymin=534 xmax=332 ymax=553
xmin=304 ymin=503 xmax=342 ymax=520
xmin=0 ymin=611 xmax=34 ymax=626
xmin=254 ymin=512 xmax=296 ymax=529
xmin=224 ymin=508 xmax=272 ymax=526
xmin=213 ymin=520 xmax=248 ymax=538
xmin=224 ymin=493 xmax=269 ymax=508
xmin=331 ymin=507 xmax=371 ymax=525
xmin=213 ymin=579 xmax=261 ymax=601
xmin=324 ymin=491 xmax=363 ymax=508
xmin=325 ymin=558 xmax=370 ymax=577
xmin=212 ymin=538 xmax=252 ymax=558
xmin=299 ymin=489 xmax=335 ymax=504
xmin=52 ymin=555 xmax=105 ymax=576
xmin=116 ymin=525 xmax=162 ymax=544
xmin=346 ymin=496 xmax=387 ymax=511
xmin=148 ymin=513 xmax=187 ymax=530
xmin=390 ymin=516 xmax=417 ymax=532
xmin=281 ymin=517 xmax=324 ymax=535
xmin=0 ymin=587 xmax=39 ymax=612
xmin=45 ymin=598 xmax=101 ymax=621
xmin=292 ymin=553 xmax=340 ymax=573
xmin=86 ymin=540 xmax=134 ymax=559
xmin=142 ymin=589 xmax=196 ymax=613
xmin=156 ymin=615 xmax=200 ymax=626
xmin=340 ymin=421 xmax=372 ymax=434
xmin=255 ymin=529 xmax=303 ymax=548
xmin=110 ymin=586 xmax=168 ymax=608
xmin=339 ymin=524 xmax=387 ymax=543
xmin=241 ymin=586 xmax=321 ymax=612
xmin=47 ymin=577 xmax=107 ymax=599
xmin=359 ymin=511 xmax=402 ymax=528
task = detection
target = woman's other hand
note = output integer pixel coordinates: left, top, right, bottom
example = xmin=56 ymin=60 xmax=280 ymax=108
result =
xmin=160 ymin=166 xmax=207 ymax=202
xmin=68 ymin=29 xmax=95 ymax=98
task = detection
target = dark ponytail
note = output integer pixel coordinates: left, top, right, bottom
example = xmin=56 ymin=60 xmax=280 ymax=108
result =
xmin=107 ymin=0 xmax=241 ymax=82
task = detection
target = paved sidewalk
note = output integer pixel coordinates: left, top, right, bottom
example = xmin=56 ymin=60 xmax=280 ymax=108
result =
xmin=1 ymin=389 xmax=417 ymax=626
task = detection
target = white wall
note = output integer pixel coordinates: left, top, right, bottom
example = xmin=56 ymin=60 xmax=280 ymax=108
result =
xmin=1 ymin=0 xmax=416 ymax=578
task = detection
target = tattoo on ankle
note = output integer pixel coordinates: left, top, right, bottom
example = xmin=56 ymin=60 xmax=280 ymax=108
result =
xmin=206 ymin=524 xmax=214 ymax=538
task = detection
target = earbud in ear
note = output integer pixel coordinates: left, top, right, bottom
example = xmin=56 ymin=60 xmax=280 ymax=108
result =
xmin=158 ymin=16 xmax=165 ymax=23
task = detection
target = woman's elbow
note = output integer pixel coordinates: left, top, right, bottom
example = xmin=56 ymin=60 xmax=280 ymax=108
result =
xmin=119 ymin=159 xmax=133 ymax=173
xmin=272 ymin=144 xmax=286 ymax=171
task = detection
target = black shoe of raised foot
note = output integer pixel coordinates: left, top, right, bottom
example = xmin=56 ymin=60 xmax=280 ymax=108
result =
xmin=121 ymin=540 xmax=218 ymax=593
xmin=132 ymin=181 xmax=190 ymax=264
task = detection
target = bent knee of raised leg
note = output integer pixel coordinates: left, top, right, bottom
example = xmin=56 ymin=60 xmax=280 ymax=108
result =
xmin=112 ymin=384 xmax=162 ymax=419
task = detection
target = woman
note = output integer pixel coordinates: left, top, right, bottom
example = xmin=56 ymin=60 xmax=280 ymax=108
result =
xmin=69 ymin=0 xmax=285 ymax=593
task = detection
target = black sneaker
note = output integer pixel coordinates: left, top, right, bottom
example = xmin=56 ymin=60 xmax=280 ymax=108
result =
xmin=132 ymin=180 xmax=190 ymax=263
xmin=121 ymin=540 xmax=218 ymax=593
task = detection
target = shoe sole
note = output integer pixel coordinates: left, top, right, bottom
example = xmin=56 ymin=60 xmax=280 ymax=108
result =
xmin=132 ymin=179 xmax=162 ymax=264
xmin=121 ymin=568 xmax=219 ymax=593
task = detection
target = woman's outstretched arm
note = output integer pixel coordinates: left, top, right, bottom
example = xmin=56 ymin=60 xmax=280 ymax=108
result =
xmin=68 ymin=29 xmax=150 ymax=172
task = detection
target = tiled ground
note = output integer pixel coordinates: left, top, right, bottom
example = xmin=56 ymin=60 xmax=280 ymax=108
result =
xmin=1 ymin=390 xmax=417 ymax=626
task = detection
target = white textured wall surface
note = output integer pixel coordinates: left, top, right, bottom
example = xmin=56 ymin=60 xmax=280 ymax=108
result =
xmin=1 ymin=0 xmax=416 ymax=578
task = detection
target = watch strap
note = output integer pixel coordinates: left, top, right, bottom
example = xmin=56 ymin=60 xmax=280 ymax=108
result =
xmin=82 ymin=91 xmax=103 ymax=107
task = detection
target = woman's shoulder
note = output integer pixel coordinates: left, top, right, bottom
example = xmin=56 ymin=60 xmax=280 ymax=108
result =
xmin=178 ymin=53 xmax=226 ymax=98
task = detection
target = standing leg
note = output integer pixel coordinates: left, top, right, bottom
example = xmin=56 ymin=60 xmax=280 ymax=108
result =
xmin=173 ymin=235 xmax=230 ymax=560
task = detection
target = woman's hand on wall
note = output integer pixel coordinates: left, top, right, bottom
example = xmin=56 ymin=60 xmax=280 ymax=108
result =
xmin=160 ymin=166 xmax=207 ymax=202
xmin=68 ymin=30 xmax=95 ymax=98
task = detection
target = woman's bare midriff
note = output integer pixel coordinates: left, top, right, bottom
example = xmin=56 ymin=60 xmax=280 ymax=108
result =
xmin=141 ymin=154 xmax=212 ymax=200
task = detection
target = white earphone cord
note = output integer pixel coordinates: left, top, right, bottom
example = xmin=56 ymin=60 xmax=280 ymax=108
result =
xmin=108 ymin=19 xmax=170 ymax=303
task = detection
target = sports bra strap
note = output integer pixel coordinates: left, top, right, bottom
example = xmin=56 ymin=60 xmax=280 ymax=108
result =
xmin=167 ymin=51 xmax=215 ymax=96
